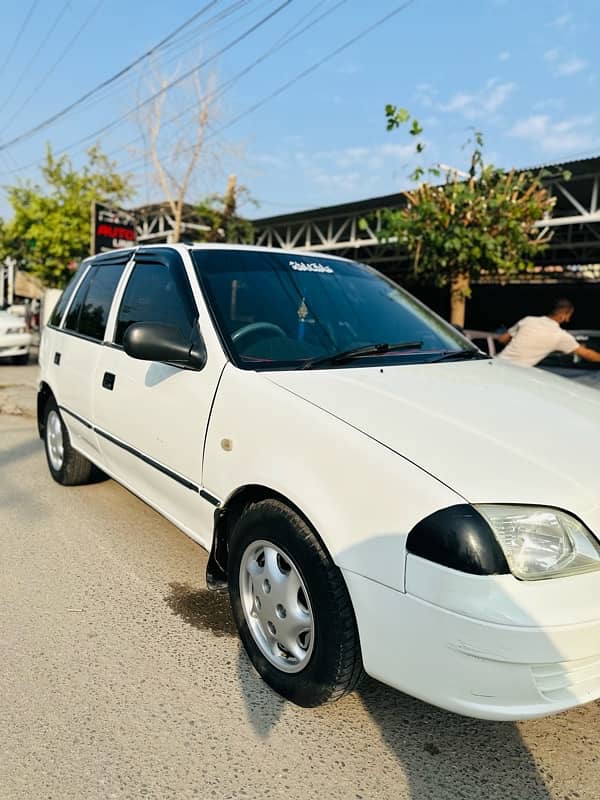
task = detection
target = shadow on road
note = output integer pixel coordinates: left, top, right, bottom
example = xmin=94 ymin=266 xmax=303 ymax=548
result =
xmin=357 ymin=678 xmax=552 ymax=800
xmin=165 ymin=582 xmax=237 ymax=638
xmin=163 ymin=582 xmax=552 ymax=797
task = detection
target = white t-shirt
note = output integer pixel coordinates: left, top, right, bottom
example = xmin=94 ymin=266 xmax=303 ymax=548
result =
xmin=498 ymin=316 xmax=578 ymax=367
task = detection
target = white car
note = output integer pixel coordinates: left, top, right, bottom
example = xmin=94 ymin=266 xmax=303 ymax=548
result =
xmin=38 ymin=245 xmax=600 ymax=720
xmin=0 ymin=309 xmax=32 ymax=364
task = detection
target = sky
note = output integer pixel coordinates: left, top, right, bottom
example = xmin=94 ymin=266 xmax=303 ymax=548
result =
xmin=0 ymin=0 xmax=598 ymax=220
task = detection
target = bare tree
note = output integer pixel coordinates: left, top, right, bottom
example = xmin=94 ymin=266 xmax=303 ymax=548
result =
xmin=136 ymin=68 xmax=220 ymax=242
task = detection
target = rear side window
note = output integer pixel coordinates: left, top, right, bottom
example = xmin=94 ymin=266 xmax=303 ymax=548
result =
xmin=48 ymin=262 xmax=89 ymax=327
xmin=64 ymin=267 xmax=96 ymax=332
xmin=64 ymin=263 xmax=125 ymax=341
xmin=115 ymin=260 xmax=197 ymax=345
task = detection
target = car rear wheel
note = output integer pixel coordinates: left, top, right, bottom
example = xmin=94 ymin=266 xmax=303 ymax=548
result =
xmin=228 ymin=498 xmax=363 ymax=707
xmin=43 ymin=398 xmax=94 ymax=486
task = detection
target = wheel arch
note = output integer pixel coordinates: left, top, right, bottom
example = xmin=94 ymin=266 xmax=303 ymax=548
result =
xmin=206 ymin=483 xmax=328 ymax=591
xmin=37 ymin=381 xmax=55 ymax=439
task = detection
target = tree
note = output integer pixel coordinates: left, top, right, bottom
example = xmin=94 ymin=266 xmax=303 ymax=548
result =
xmin=195 ymin=174 xmax=255 ymax=244
xmin=380 ymin=107 xmax=557 ymax=326
xmin=137 ymin=68 xmax=219 ymax=243
xmin=0 ymin=145 xmax=132 ymax=287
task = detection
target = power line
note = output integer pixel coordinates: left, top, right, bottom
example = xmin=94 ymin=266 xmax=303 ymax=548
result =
xmin=0 ymin=0 xmax=41 ymax=81
xmin=0 ymin=0 xmax=107 ymax=136
xmin=59 ymin=0 xmax=263 ymax=130
xmin=44 ymin=0 xmax=292 ymax=160
xmin=0 ymin=1 xmax=71 ymax=111
xmin=50 ymin=0 xmax=264 ymax=139
xmin=101 ymin=0 xmax=343 ymax=167
xmin=132 ymin=0 xmax=417 ymax=172
xmin=0 ymin=0 xmax=292 ymax=161
xmin=0 ymin=0 xmax=242 ymax=150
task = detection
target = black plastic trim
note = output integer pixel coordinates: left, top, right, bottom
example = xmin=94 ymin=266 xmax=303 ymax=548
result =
xmin=58 ymin=404 xmax=202 ymax=494
xmin=59 ymin=405 xmax=93 ymax=430
xmin=200 ymin=489 xmax=221 ymax=507
xmin=95 ymin=428 xmax=199 ymax=492
xmin=92 ymin=248 xmax=136 ymax=265
xmin=406 ymin=504 xmax=510 ymax=576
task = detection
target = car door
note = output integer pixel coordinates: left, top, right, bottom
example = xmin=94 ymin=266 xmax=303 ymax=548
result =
xmin=49 ymin=253 xmax=130 ymax=463
xmin=92 ymin=247 xmax=227 ymax=546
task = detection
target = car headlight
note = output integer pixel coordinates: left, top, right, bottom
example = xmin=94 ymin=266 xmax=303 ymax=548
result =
xmin=475 ymin=505 xmax=600 ymax=580
xmin=6 ymin=326 xmax=26 ymax=334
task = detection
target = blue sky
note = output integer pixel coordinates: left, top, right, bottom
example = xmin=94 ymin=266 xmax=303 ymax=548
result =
xmin=0 ymin=0 xmax=598 ymax=220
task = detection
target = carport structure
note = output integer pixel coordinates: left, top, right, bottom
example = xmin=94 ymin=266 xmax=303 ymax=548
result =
xmin=252 ymin=156 xmax=600 ymax=274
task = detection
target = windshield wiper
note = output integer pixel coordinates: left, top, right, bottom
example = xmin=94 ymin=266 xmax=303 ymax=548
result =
xmin=301 ymin=341 xmax=423 ymax=369
xmin=430 ymin=349 xmax=488 ymax=363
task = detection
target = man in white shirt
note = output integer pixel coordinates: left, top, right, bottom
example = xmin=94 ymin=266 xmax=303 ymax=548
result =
xmin=497 ymin=299 xmax=600 ymax=367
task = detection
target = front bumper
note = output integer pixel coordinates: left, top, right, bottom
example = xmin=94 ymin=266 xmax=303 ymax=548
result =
xmin=344 ymin=566 xmax=600 ymax=720
xmin=0 ymin=332 xmax=32 ymax=358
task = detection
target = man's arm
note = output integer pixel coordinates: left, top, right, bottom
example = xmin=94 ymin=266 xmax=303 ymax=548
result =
xmin=574 ymin=345 xmax=600 ymax=363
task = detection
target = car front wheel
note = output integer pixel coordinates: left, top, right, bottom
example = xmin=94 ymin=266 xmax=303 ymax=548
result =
xmin=228 ymin=499 xmax=363 ymax=707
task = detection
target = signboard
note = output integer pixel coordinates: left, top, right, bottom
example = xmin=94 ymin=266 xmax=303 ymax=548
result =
xmin=91 ymin=202 xmax=137 ymax=255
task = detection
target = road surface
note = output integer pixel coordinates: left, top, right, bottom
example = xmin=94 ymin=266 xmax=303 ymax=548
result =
xmin=0 ymin=379 xmax=599 ymax=799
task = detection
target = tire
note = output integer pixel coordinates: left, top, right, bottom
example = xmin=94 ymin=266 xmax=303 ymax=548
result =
xmin=12 ymin=352 xmax=29 ymax=365
xmin=43 ymin=397 xmax=94 ymax=486
xmin=228 ymin=499 xmax=363 ymax=707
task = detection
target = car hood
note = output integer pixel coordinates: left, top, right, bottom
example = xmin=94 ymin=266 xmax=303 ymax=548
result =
xmin=267 ymin=360 xmax=600 ymax=516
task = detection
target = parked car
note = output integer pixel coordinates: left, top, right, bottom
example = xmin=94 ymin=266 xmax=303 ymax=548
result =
xmin=0 ymin=309 xmax=32 ymax=364
xmin=38 ymin=245 xmax=600 ymax=721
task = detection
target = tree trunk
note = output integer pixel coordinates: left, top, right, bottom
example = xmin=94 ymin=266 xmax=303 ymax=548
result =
xmin=450 ymin=273 xmax=470 ymax=328
xmin=173 ymin=203 xmax=183 ymax=243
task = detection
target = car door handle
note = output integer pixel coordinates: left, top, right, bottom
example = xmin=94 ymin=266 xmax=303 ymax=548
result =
xmin=54 ymin=352 xmax=61 ymax=365
xmin=102 ymin=372 xmax=116 ymax=391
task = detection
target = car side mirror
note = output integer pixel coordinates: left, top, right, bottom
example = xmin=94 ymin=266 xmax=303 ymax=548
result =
xmin=123 ymin=322 xmax=207 ymax=370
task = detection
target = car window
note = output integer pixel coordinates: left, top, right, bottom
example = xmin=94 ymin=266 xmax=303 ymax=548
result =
xmin=114 ymin=259 xmax=197 ymax=345
xmin=48 ymin=262 xmax=89 ymax=327
xmin=63 ymin=267 xmax=97 ymax=333
xmin=63 ymin=263 xmax=125 ymax=341
xmin=193 ymin=250 xmax=470 ymax=369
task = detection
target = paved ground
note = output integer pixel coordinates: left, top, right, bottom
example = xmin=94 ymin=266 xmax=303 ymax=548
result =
xmin=1 ymin=375 xmax=600 ymax=799
xmin=0 ymin=360 xmax=37 ymax=417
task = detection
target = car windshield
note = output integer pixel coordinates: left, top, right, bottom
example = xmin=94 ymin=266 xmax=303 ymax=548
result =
xmin=192 ymin=249 xmax=474 ymax=370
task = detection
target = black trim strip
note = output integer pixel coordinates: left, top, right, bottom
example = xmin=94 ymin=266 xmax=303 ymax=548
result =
xmin=95 ymin=428 xmax=199 ymax=493
xmin=58 ymin=404 xmax=221 ymax=505
xmin=200 ymin=489 xmax=221 ymax=507
xmin=59 ymin=405 xmax=93 ymax=429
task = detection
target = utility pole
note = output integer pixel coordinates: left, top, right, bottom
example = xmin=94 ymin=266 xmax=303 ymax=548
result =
xmin=1 ymin=257 xmax=17 ymax=308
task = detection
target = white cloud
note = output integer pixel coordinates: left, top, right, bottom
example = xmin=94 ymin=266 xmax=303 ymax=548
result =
xmin=437 ymin=80 xmax=515 ymax=118
xmin=498 ymin=51 xmax=510 ymax=61
xmin=544 ymin=48 xmax=588 ymax=77
xmin=485 ymin=81 xmax=516 ymax=112
xmin=439 ymin=92 xmax=474 ymax=113
xmin=509 ymin=114 xmax=595 ymax=154
xmin=551 ymin=12 xmax=572 ymax=27
xmin=555 ymin=57 xmax=587 ymax=76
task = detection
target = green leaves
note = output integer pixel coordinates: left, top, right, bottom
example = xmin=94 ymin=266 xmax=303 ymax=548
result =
xmin=380 ymin=107 xmax=555 ymax=307
xmin=385 ymin=104 xmax=411 ymax=131
xmin=409 ymin=119 xmax=423 ymax=137
xmin=0 ymin=145 xmax=133 ymax=287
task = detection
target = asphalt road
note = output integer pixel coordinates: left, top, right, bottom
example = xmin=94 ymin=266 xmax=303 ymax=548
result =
xmin=1 ymin=396 xmax=600 ymax=799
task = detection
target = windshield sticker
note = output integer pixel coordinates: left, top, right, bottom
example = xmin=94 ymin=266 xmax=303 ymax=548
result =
xmin=289 ymin=259 xmax=334 ymax=274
